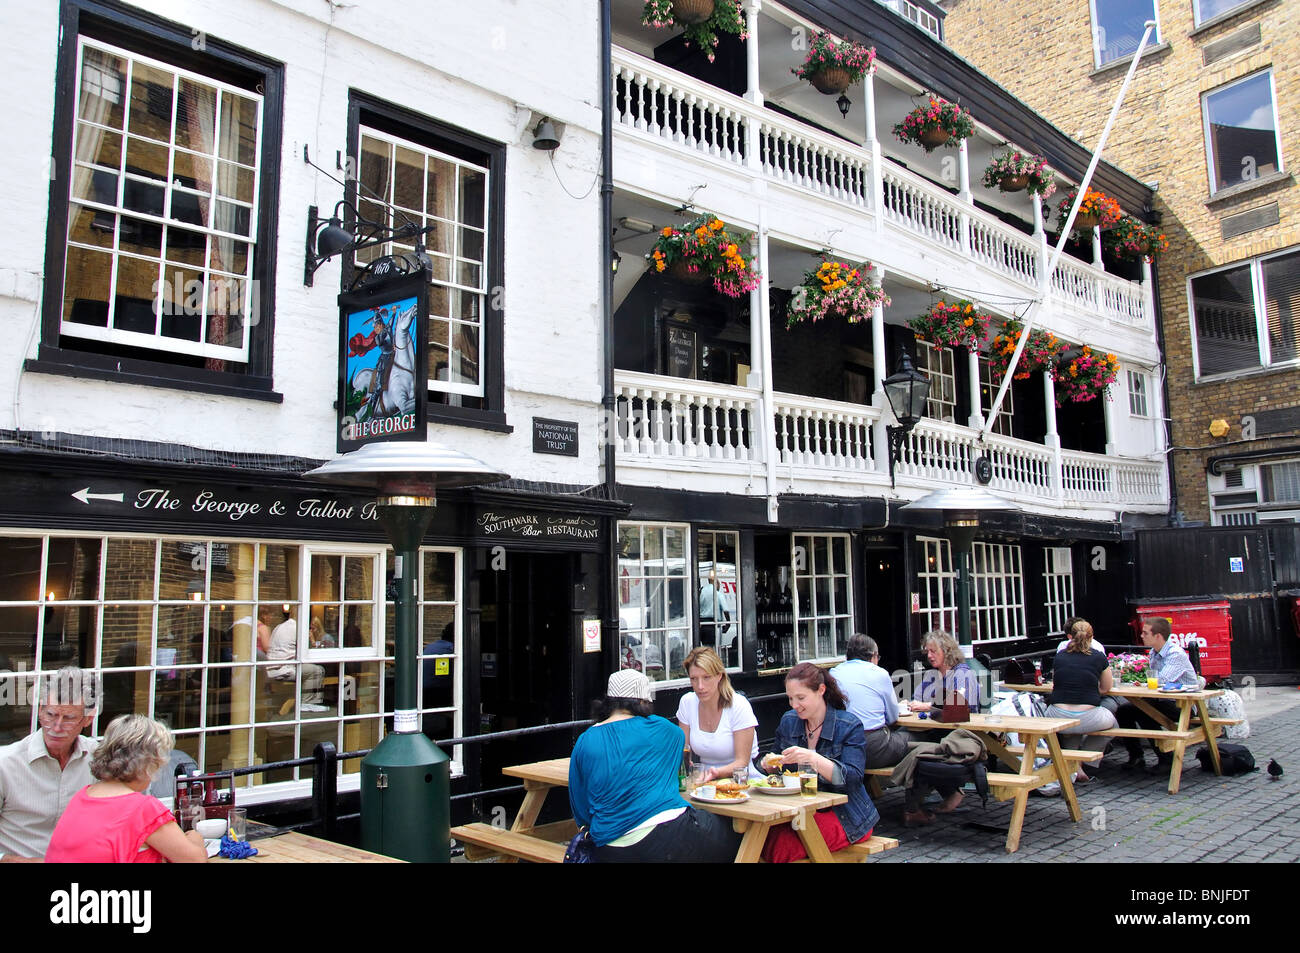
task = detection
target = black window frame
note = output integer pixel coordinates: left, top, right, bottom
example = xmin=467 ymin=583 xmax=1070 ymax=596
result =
xmin=346 ymin=91 xmax=509 ymax=433
xmin=32 ymin=0 xmax=283 ymax=402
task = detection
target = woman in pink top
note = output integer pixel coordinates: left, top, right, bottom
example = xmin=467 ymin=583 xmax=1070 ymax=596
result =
xmin=46 ymin=715 xmax=207 ymax=863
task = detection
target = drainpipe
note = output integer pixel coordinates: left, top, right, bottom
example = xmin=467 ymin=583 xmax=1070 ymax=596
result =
xmin=600 ymin=0 xmax=618 ymax=671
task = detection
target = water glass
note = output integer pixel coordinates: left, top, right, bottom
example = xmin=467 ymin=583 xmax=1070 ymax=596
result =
xmin=227 ymin=807 xmax=248 ymax=842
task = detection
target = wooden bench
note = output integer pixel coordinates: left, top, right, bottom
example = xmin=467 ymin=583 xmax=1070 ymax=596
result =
xmin=788 ymin=834 xmax=899 ymax=863
xmin=985 ymin=772 xmax=1047 ymax=799
xmin=865 ymin=766 xmax=893 ymax=798
xmin=1095 ymin=727 xmax=1196 ymax=752
xmin=451 ymin=822 xmax=568 ymax=864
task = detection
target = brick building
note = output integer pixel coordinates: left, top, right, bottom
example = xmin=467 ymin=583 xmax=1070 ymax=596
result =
xmin=939 ymin=0 xmax=1300 ymax=527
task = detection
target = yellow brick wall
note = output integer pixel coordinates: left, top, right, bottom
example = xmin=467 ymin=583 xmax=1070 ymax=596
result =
xmin=942 ymin=0 xmax=1300 ymax=521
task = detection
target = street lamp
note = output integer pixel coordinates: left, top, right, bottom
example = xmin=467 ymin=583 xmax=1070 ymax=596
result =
xmin=305 ymin=441 xmax=508 ymax=862
xmin=883 ymin=348 xmax=930 ymax=488
xmin=902 ymin=486 xmax=1018 ymax=646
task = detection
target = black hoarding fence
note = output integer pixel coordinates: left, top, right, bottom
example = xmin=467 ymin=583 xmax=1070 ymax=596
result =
xmin=1132 ymin=526 xmax=1300 ymax=675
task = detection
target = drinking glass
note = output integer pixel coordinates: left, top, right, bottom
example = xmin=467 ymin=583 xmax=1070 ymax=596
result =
xmin=1146 ymin=676 xmax=1159 ymax=691
xmin=227 ymin=807 xmax=248 ymax=842
xmin=798 ymin=761 xmax=818 ymax=797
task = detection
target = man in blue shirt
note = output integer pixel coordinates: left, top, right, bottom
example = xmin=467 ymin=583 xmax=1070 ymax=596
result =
xmin=1116 ymin=617 xmax=1198 ymax=771
xmin=833 ymin=634 xmax=909 ymax=768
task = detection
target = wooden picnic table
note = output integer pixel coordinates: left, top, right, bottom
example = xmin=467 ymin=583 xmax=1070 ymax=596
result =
xmin=895 ymin=710 xmax=1083 ymax=853
xmin=453 ymin=757 xmax=897 ymax=863
xmin=211 ymin=830 xmax=405 ymax=863
xmin=1001 ymin=682 xmax=1226 ymax=794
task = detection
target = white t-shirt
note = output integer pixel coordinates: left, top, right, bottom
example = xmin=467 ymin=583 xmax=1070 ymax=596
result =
xmin=675 ymin=692 xmax=760 ymax=775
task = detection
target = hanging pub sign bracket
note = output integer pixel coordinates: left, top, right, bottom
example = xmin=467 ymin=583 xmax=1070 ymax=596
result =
xmin=336 ymin=268 xmax=429 ymax=453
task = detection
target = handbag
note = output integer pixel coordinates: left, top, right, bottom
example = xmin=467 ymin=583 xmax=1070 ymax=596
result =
xmin=563 ymin=826 xmax=594 ymax=863
xmin=939 ymin=690 xmax=970 ymax=723
xmin=1196 ymin=743 xmax=1257 ymax=775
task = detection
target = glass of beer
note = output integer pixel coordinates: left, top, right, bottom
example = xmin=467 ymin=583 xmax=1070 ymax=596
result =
xmin=798 ymin=760 xmax=818 ymax=797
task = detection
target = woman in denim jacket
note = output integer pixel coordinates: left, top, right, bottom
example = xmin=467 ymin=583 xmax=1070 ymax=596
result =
xmin=759 ymin=663 xmax=879 ymax=862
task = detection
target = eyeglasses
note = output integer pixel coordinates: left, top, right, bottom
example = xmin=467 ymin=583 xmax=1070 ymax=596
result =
xmin=38 ymin=709 xmax=87 ymax=727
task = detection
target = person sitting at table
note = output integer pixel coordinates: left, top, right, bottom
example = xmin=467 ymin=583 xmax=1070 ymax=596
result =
xmin=568 ymin=669 xmax=738 ymax=862
xmin=1115 ymin=617 xmax=1198 ymax=772
xmin=676 ymin=647 xmax=758 ymax=782
xmin=911 ymin=630 xmax=982 ymax=714
xmin=1045 ymin=619 xmax=1116 ymax=783
xmin=833 ymin=634 xmax=909 ymax=769
xmin=759 ymin=663 xmax=878 ymax=863
xmin=45 ymin=715 xmax=207 ymax=863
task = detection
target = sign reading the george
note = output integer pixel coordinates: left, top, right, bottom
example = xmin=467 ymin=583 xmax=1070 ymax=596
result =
xmin=532 ymin=418 xmax=580 ymax=457
xmin=337 ymin=270 xmax=429 ymax=453
xmin=473 ymin=507 xmax=600 ymax=543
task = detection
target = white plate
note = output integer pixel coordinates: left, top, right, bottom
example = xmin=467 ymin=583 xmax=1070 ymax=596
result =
xmin=204 ymin=839 xmax=221 ymax=858
xmin=750 ymin=777 xmax=801 ymax=796
xmin=690 ymin=786 xmax=750 ymax=804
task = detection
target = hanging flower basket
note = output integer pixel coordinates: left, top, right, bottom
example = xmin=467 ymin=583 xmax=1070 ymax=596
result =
xmin=648 ymin=213 xmax=761 ymax=299
xmin=986 ymin=320 xmax=1065 ymax=382
xmin=671 ymin=0 xmax=714 ymax=23
xmin=792 ymin=32 xmax=875 ymax=94
xmin=893 ymin=95 xmax=975 ymax=153
xmin=981 ymin=151 xmax=1057 ymax=197
xmin=642 ymin=0 xmax=747 ymax=63
xmin=907 ymin=299 xmax=990 ymax=351
xmin=1104 ymin=215 xmax=1169 ymax=262
xmin=1051 ymin=345 xmax=1119 ymax=405
xmin=786 ymin=259 xmax=890 ymax=328
xmin=1057 ymin=188 xmax=1122 ymax=233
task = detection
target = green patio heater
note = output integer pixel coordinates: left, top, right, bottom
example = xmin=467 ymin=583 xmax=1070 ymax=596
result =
xmin=306 ymin=441 xmax=507 ymax=862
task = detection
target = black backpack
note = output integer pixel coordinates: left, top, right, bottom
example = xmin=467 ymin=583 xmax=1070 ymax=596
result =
xmin=1197 ymin=743 xmax=1257 ymax=775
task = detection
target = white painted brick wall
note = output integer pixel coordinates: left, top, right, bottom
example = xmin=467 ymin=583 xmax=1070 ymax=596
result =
xmin=0 ymin=0 xmax=604 ymax=485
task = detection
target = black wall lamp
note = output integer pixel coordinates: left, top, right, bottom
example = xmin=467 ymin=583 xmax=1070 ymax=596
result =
xmin=837 ymin=93 xmax=852 ymax=119
xmin=305 ymin=199 xmax=435 ymax=287
xmin=883 ymin=347 xmax=930 ymax=488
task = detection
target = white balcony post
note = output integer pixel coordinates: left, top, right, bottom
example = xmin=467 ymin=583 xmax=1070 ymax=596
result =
xmin=1142 ymin=257 xmax=1158 ymax=343
xmin=865 ymin=71 xmax=883 ymax=229
xmin=958 ymin=137 xmax=973 ymax=204
xmin=756 ymin=221 xmax=780 ymax=522
xmin=1044 ymin=372 xmax=1064 ymax=501
xmin=744 ymin=0 xmax=762 ymax=104
xmin=967 ymin=348 xmax=984 ymax=429
xmin=1033 ymin=196 xmax=1050 ymax=292
xmin=863 ymin=68 xmax=877 ymax=145
xmin=748 ymin=235 xmax=764 ymax=389
xmin=870 ymin=265 xmax=890 ymax=476
xmin=1091 ymin=226 xmax=1103 ymax=266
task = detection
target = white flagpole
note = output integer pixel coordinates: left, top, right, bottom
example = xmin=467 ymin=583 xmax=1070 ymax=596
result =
xmin=980 ymin=21 xmax=1158 ymax=441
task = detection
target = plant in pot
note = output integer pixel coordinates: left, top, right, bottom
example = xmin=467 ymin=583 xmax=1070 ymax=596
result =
xmin=791 ymin=31 xmax=876 ymax=95
xmin=1103 ymin=215 xmax=1169 ymax=262
xmin=981 ymin=151 xmax=1057 ymax=196
xmin=641 ymin=0 xmax=748 ymax=63
xmin=785 ymin=259 xmax=890 ymax=328
xmin=1051 ymin=344 xmax=1119 ymax=404
xmin=892 ymin=95 xmax=975 ymax=152
xmin=907 ymin=299 xmax=990 ymax=351
xmin=1056 ymin=187 xmax=1122 ymax=233
xmin=986 ymin=319 xmax=1065 ymax=381
xmin=648 ymin=214 xmax=762 ymax=298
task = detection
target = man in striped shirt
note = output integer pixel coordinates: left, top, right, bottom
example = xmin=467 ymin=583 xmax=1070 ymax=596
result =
xmin=1115 ymin=618 xmax=1198 ymax=771
xmin=0 ymin=668 xmax=98 ymax=862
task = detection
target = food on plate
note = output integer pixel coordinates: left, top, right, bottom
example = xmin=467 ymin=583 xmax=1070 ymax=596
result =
xmin=761 ymin=752 xmax=784 ymax=772
xmin=714 ymin=780 xmax=747 ymax=799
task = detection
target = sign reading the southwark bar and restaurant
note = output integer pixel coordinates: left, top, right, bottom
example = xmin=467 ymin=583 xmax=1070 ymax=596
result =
xmin=473 ymin=507 xmax=600 ymax=543
xmin=337 ymin=270 xmax=428 ymax=453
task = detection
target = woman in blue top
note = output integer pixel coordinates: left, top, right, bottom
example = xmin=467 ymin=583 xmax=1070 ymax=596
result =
xmin=760 ymin=663 xmax=878 ymax=863
xmin=569 ymin=669 xmax=738 ymax=862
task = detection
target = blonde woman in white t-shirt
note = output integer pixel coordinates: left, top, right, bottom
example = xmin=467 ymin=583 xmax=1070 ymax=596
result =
xmin=676 ymin=647 xmax=760 ymax=782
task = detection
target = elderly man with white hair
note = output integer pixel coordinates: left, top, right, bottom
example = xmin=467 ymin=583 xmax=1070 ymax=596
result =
xmin=0 ymin=667 xmax=99 ymax=862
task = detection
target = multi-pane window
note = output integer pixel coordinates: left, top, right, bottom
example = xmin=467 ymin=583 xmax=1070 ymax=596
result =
xmin=356 ymin=128 xmax=488 ymax=399
xmin=915 ymin=536 xmax=956 ymax=638
xmin=1190 ymin=247 xmax=1300 ymax=378
xmin=792 ymin=534 xmax=852 ymax=661
xmin=0 ymin=535 xmax=437 ymax=793
xmin=696 ymin=531 xmax=740 ymax=670
xmin=971 ymin=542 xmax=1026 ymax=642
xmin=1202 ymin=71 xmax=1282 ymax=195
xmin=918 ymin=344 xmax=957 ymax=422
xmin=1127 ymin=370 xmax=1149 ymax=417
xmin=1193 ymin=0 xmax=1252 ymax=25
xmin=62 ymin=38 xmax=261 ymax=361
xmin=1090 ymin=0 xmax=1159 ymax=68
xmin=411 ymin=549 xmax=461 ymax=765
xmin=979 ymin=357 xmax=1014 ymax=436
xmin=1043 ymin=547 xmax=1075 ymax=636
xmin=618 ymin=523 xmax=690 ymax=682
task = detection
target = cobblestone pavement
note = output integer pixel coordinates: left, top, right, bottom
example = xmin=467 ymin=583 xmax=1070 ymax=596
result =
xmin=867 ymin=685 xmax=1300 ymax=864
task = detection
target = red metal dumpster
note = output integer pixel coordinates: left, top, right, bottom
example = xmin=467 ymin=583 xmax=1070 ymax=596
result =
xmin=1131 ymin=600 xmax=1233 ymax=680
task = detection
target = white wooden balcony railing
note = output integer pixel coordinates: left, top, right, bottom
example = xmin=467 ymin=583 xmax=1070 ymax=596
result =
xmin=612 ymin=46 xmax=1153 ymax=334
xmin=614 ymin=372 xmax=1166 ymax=508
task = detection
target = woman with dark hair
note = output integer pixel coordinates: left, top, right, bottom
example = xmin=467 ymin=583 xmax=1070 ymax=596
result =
xmin=568 ymin=669 xmax=738 ymax=862
xmin=758 ymin=663 xmax=878 ymax=863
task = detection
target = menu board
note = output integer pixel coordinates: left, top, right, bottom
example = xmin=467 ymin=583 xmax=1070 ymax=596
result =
xmin=667 ymin=323 xmax=697 ymax=379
